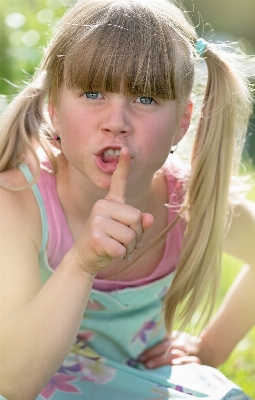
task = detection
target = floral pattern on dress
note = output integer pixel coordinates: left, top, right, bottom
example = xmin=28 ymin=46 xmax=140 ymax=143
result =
xmin=86 ymin=299 xmax=106 ymax=310
xmin=150 ymin=386 xmax=171 ymax=400
xmin=150 ymin=384 xmax=194 ymax=399
xmin=132 ymin=320 xmax=157 ymax=344
xmin=78 ymin=357 xmax=117 ymax=384
xmin=76 ymin=331 xmax=94 ymax=342
xmin=40 ymin=374 xmax=81 ymax=399
xmin=126 ymin=357 xmax=139 ymax=367
xmin=71 ymin=331 xmax=99 ymax=360
xmin=157 ymin=286 xmax=168 ymax=299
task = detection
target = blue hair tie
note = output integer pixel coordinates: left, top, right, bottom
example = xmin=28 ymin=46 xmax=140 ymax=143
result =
xmin=195 ymin=38 xmax=208 ymax=57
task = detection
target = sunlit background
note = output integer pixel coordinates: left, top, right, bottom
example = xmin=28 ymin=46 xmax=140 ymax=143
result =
xmin=182 ymin=0 xmax=255 ymax=163
xmin=0 ymin=0 xmax=70 ymax=100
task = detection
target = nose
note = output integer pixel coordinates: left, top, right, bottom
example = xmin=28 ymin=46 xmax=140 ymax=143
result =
xmin=100 ymin=100 xmax=130 ymax=137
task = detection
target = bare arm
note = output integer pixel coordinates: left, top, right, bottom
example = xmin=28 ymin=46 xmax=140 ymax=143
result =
xmin=138 ymin=198 xmax=255 ymax=368
xmin=199 ymin=263 xmax=255 ymax=366
xmin=0 ymin=185 xmax=96 ymax=399
xmin=0 ymin=149 xmax=153 ymax=399
xmin=199 ymin=198 xmax=255 ymax=366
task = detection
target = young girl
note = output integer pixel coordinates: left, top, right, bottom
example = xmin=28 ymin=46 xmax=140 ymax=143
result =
xmin=0 ymin=0 xmax=254 ymax=398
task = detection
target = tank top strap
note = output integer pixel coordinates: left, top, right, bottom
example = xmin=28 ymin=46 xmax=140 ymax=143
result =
xmin=19 ymin=163 xmax=48 ymax=255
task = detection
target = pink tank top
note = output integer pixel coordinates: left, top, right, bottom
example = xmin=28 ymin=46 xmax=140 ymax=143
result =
xmin=37 ymin=158 xmax=186 ymax=291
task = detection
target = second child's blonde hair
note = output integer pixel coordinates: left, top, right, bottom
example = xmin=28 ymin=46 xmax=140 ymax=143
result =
xmin=0 ymin=0 xmax=252 ymax=331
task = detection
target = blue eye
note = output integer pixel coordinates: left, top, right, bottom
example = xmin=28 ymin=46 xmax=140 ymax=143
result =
xmin=84 ymin=92 xmax=103 ymax=99
xmin=136 ymin=96 xmax=155 ymax=105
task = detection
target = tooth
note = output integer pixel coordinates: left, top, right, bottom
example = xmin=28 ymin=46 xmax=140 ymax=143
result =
xmin=114 ymin=149 xmax=121 ymax=156
xmin=104 ymin=149 xmax=114 ymax=156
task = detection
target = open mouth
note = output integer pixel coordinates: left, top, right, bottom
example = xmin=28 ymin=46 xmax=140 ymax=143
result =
xmin=101 ymin=148 xmax=121 ymax=164
xmin=95 ymin=147 xmax=123 ymax=174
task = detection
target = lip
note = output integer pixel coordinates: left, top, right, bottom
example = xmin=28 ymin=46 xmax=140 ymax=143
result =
xmin=95 ymin=145 xmax=125 ymax=157
xmin=94 ymin=145 xmax=134 ymax=174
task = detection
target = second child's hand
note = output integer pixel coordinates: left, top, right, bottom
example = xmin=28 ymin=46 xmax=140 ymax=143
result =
xmin=72 ymin=147 xmax=154 ymax=276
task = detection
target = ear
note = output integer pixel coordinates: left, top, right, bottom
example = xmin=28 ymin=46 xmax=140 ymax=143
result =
xmin=48 ymin=102 xmax=60 ymax=133
xmin=173 ymin=100 xmax=193 ymax=145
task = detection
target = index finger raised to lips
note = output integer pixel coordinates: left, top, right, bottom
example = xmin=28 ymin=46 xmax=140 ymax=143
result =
xmin=106 ymin=147 xmax=131 ymax=204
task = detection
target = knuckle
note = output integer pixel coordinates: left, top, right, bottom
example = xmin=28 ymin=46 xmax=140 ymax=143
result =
xmin=93 ymin=199 xmax=106 ymax=213
xmin=163 ymin=340 xmax=171 ymax=350
xmin=92 ymin=214 xmax=106 ymax=228
xmin=89 ymin=230 xmax=104 ymax=251
xmin=103 ymin=237 xmax=125 ymax=259
xmin=133 ymin=208 xmax=142 ymax=223
xmin=113 ymin=243 xmax=126 ymax=258
xmin=126 ymin=229 xmax=136 ymax=243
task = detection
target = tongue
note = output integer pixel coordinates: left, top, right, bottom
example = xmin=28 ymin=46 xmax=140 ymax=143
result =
xmin=102 ymin=155 xmax=120 ymax=163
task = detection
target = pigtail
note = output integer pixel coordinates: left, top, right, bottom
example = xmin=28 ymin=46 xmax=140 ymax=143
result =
xmin=0 ymin=73 xmax=57 ymax=190
xmin=164 ymin=45 xmax=253 ymax=333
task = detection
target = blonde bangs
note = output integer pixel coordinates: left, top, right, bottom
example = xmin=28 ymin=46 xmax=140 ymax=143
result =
xmin=44 ymin=0 xmax=195 ymax=103
xmin=62 ymin=7 xmax=176 ymax=100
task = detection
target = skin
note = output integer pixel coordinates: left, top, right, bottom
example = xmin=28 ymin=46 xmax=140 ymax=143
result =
xmin=49 ymin=84 xmax=191 ymax=193
xmin=138 ymin=200 xmax=255 ymax=369
xmin=49 ymin=83 xmax=192 ymax=278
xmin=72 ymin=147 xmax=154 ymax=272
xmin=0 ymin=85 xmax=192 ymax=398
xmin=0 ymin=148 xmax=152 ymax=398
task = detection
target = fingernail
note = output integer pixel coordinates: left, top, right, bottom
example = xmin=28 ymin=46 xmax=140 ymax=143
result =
xmin=171 ymin=359 xmax=181 ymax=365
xmin=146 ymin=361 xmax=154 ymax=369
xmin=135 ymin=241 xmax=142 ymax=249
xmin=124 ymin=253 xmax=133 ymax=261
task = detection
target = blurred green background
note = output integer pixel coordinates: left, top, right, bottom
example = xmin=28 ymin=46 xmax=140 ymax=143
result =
xmin=0 ymin=0 xmax=71 ymax=104
xmin=0 ymin=0 xmax=254 ymax=397
xmin=182 ymin=0 xmax=255 ymax=164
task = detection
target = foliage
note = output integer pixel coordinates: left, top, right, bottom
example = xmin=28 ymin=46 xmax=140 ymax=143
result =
xmin=0 ymin=0 xmax=71 ymax=106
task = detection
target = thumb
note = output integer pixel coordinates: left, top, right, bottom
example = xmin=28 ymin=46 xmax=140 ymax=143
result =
xmin=141 ymin=213 xmax=154 ymax=233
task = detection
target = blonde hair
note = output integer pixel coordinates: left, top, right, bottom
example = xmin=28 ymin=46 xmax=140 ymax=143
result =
xmin=0 ymin=0 xmax=252 ymax=331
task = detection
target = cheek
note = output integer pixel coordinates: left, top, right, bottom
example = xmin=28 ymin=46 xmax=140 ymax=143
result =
xmin=58 ymin=114 xmax=87 ymax=163
xmin=59 ymin=107 xmax=80 ymax=132
xmin=58 ymin=107 xmax=89 ymax=146
xmin=144 ymin=118 xmax=175 ymax=158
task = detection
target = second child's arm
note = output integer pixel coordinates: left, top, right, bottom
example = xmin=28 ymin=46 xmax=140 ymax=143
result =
xmin=197 ymin=199 xmax=255 ymax=366
xmin=0 ymin=148 xmax=153 ymax=399
xmin=198 ymin=262 xmax=255 ymax=366
xmin=138 ymin=198 xmax=255 ymax=368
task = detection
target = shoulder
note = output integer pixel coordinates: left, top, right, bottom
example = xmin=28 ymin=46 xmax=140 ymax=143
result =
xmin=0 ymin=168 xmax=42 ymax=253
xmin=224 ymin=197 xmax=255 ymax=267
xmin=163 ymin=155 xmax=190 ymax=181
xmin=159 ymin=156 xmax=189 ymax=206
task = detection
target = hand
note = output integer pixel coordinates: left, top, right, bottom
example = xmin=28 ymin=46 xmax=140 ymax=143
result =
xmin=138 ymin=332 xmax=203 ymax=369
xmin=72 ymin=147 xmax=154 ymax=276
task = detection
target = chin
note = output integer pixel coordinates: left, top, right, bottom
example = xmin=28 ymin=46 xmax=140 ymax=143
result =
xmin=92 ymin=176 xmax=112 ymax=192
